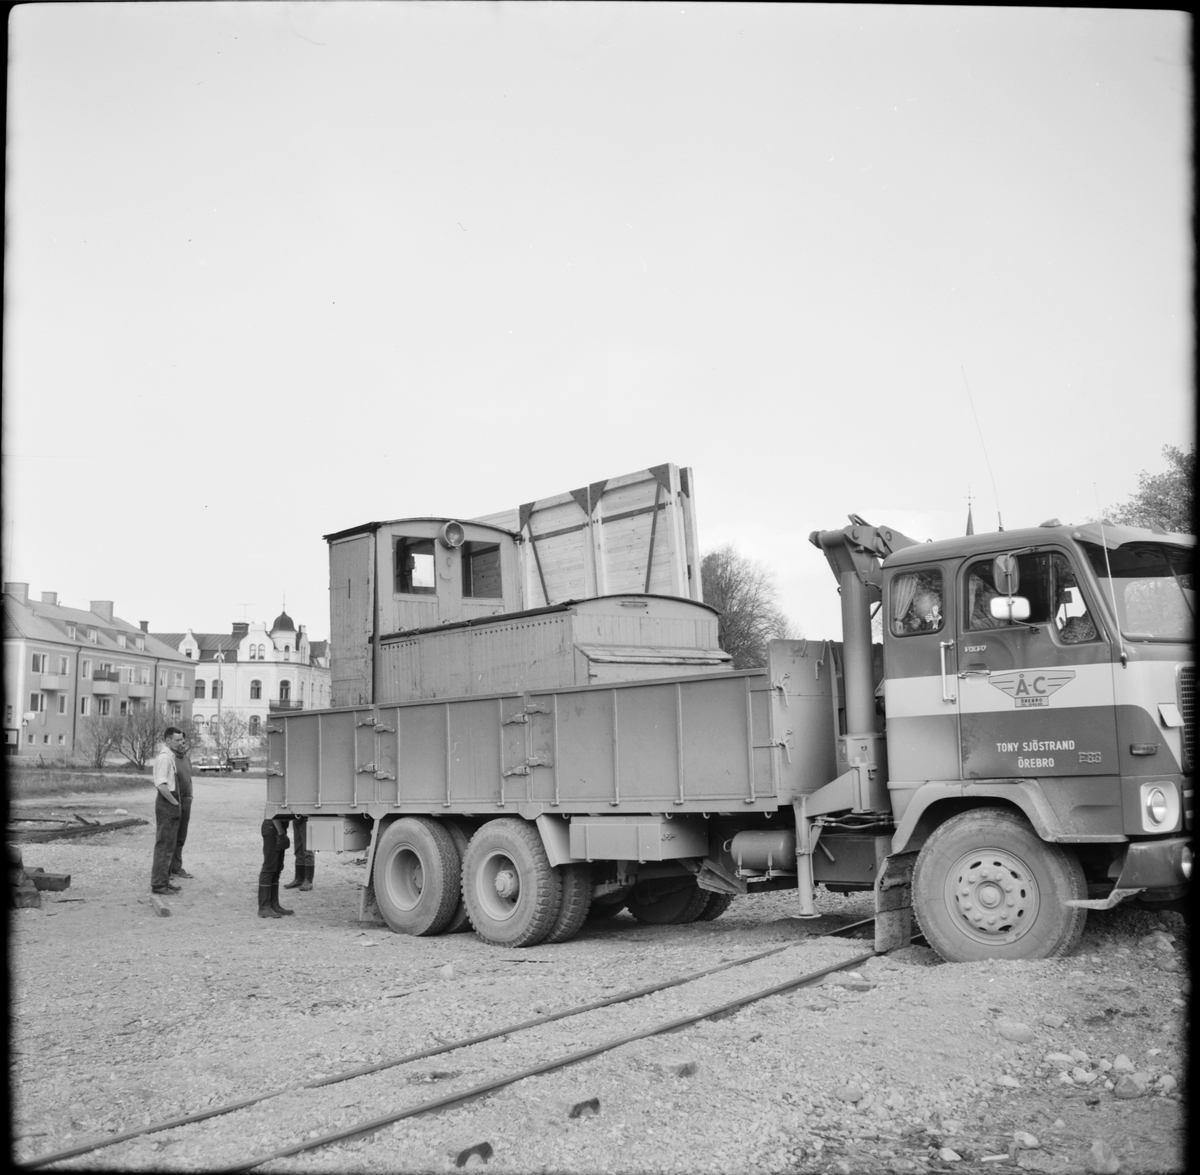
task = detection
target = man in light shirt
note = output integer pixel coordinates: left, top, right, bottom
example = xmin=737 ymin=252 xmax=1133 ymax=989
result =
xmin=151 ymin=727 xmax=192 ymax=894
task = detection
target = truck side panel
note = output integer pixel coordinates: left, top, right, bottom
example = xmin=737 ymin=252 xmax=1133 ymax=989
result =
xmin=329 ymin=535 xmax=376 ymax=708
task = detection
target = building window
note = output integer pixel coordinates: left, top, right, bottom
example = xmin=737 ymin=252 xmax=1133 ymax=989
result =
xmin=170 ymin=703 xmax=182 ymax=720
xmin=249 ymin=715 xmax=260 ymax=735
xmin=185 ymin=649 xmax=193 ymax=658
xmin=67 ymin=625 xmax=77 ymax=639
xmin=43 ymin=735 xmax=50 ymax=744
xmin=58 ymin=655 xmax=69 ymax=674
xmin=258 ymin=643 xmax=266 ymax=659
xmin=158 ymin=669 xmax=168 ymax=688
xmin=299 ymin=681 xmax=305 ymax=699
xmin=4 ymin=704 xmax=12 ymax=725
xmin=119 ymin=700 xmax=129 ymax=716
xmin=211 ymin=680 xmax=223 ymax=700
xmin=395 ymin=537 xmax=436 ymax=595
xmin=28 ymin=734 xmax=34 ymax=744
xmin=138 ymin=666 xmax=152 ymax=684
xmin=120 ymin=665 xmax=134 ymax=683
xmin=249 ymin=646 xmax=257 ymax=660
xmin=80 ymin=696 xmax=91 ymax=716
xmin=57 ymin=695 xmax=67 ymax=715
xmin=31 ymin=653 xmax=47 ymax=673
xmin=136 ymin=637 xmax=145 ymax=651
xmin=279 ymin=680 xmax=291 ymax=702
xmin=81 ymin=660 xmax=92 ymax=679
xmin=172 ymin=670 xmax=185 ymax=689
xmin=195 ymin=680 xmax=206 ymax=699
xmin=117 ymin=634 xmax=127 ymax=648
xmin=29 ymin=693 xmax=46 ymax=713
xmin=57 ymin=734 xmax=66 ymax=745
xmin=88 ymin=629 xmax=98 ymax=643
xmin=462 ymin=542 xmax=503 ymax=598
xmin=97 ymin=697 xmax=112 ymax=717
xmin=250 ymin=680 xmax=262 ymax=700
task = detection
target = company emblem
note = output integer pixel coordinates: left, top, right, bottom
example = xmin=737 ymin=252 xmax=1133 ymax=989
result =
xmin=989 ymin=670 xmax=1075 ymax=709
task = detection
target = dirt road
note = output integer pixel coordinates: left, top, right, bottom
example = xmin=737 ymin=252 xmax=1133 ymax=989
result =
xmin=10 ymin=776 xmax=1189 ymax=1173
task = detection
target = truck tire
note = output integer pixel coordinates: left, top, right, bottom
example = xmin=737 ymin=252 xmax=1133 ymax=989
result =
xmin=442 ymin=820 xmax=474 ymax=934
xmin=586 ymin=887 xmax=632 ymax=921
xmin=695 ymin=891 xmax=736 ymax=922
xmin=373 ymin=818 xmax=461 ymax=937
xmin=626 ymin=878 xmax=710 ymax=925
xmin=912 ymin=807 xmax=1087 ymax=963
xmin=542 ymin=862 xmax=593 ymax=944
xmin=461 ymin=819 xmax=562 ymax=948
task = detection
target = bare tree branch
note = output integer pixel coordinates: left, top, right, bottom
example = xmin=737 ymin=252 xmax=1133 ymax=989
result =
xmin=701 ymin=545 xmax=796 ymax=669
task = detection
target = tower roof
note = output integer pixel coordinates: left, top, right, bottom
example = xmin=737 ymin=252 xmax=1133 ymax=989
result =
xmin=270 ymin=609 xmax=296 ymax=633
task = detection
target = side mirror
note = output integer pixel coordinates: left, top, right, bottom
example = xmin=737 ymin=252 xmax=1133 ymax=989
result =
xmin=993 ymin=553 xmax=1020 ymax=596
xmin=990 ymin=595 xmax=1031 ymax=622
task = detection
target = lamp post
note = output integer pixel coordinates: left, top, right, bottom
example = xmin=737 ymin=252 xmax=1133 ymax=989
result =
xmin=215 ymin=649 xmax=224 ymax=750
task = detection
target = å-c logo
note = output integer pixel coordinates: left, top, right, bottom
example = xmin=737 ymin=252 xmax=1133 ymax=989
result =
xmin=989 ymin=670 xmax=1075 ymax=708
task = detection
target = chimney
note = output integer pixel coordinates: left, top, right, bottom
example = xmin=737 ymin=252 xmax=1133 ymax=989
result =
xmin=140 ymin=621 xmax=149 ymax=633
xmin=41 ymin=591 xmax=58 ymax=605
xmin=4 ymin=582 xmax=29 ymax=604
xmin=232 ymin=622 xmax=249 ymax=638
xmin=90 ymin=601 xmax=114 ymax=623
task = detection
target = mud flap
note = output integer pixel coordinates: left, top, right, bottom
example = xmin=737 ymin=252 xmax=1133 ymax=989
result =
xmin=874 ymin=851 xmax=918 ymax=954
xmin=680 ymin=856 xmax=748 ymax=896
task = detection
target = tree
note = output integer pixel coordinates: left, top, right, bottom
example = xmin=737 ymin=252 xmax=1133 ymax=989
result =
xmin=77 ymin=715 xmax=124 ymax=769
xmin=1103 ymin=445 xmax=1194 ymax=534
xmin=701 ymin=545 xmax=795 ymax=669
xmin=115 ymin=706 xmax=164 ymax=772
xmin=206 ymin=711 xmax=250 ymax=763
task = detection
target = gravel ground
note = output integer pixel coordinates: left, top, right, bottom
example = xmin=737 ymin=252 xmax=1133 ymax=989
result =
xmin=9 ymin=776 xmax=1191 ymax=1174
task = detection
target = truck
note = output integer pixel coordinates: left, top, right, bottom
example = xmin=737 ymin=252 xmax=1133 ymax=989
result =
xmin=266 ymin=463 xmax=1193 ymax=962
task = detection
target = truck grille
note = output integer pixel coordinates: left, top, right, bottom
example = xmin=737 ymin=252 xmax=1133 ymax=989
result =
xmin=1181 ymin=663 xmax=1194 ymax=775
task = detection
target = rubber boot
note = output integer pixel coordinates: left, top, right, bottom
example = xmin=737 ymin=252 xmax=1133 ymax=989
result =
xmin=258 ymin=882 xmax=282 ymax=918
xmin=299 ymin=861 xmax=314 ymax=892
xmin=282 ymin=862 xmax=303 ymax=889
xmin=270 ymin=881 xmax=294 ymax=916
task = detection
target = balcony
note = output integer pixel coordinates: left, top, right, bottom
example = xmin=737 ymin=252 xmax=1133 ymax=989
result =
xmin=92 ymin=669 xmax=120 ymax=683
xmin=36 ymin=674 xmax=71 ymax=691
xmin=165 ymin=687 xmax=191 ymax=701
xmin=128 ymin=682 xmax=153 ymax=698
xmin=90 ymin=679 xmax=118 ymax=695
xmin=269 ymin=700 xmax=304 ymax=712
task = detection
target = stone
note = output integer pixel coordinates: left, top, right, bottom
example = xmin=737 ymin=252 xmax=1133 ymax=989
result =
xmin=671 ymin=1060 xmax=699 ymax=1078
xmin=1013 ymin=1131 xmax=1039 ymax=1150
xmin=1097 ymin=1060 xmax=1112 ymax=1072
xmin=1156 ymin=1075 xmax=1177 ymax=1094
xmin=568 ymin=1098 xmax=600 ymax=1119
xmin=1112 ymin=1055 xmax=1134 ymax=1072
xmin=996 ymin=1020 xmax=1035 ymax=1044
xmin=1084 ymin=1138 xmax=1120 ymax=1174
xmin=1044 ymin=1052 xmax=1074 ymax=1066
xmin=938 ymin=1148 xmax=962 ymax=1161
xmin=1156 ymin=957 xmax=1180 ymax=973
xmin=454 ymin=1142 xmax=493 ymax=1168
xmin=1112 ymin=1074 xmax=1148 ymax=1100
xmin=835 ymin=1084 xmax=864 ymax=1103
xmin=996 ymin=1076 xmax=1021 ymax=1088
xmin=1072 ymin=1069 xmax=1097 ymax=1085
xmin=439 ymin=964 xmax=456 ymax=980
xmin=1069 ymin=1049 xmax=1089 ymax=1063
xmin=1041 ymin=1014 xmax=1066 ymax=1029
xmin=1057 ymin=1072 xmax=1075 ymax=1085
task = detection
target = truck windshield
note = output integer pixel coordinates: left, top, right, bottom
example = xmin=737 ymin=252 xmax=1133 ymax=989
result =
xmin=1080 ymin=541 xmax=1194 ymax=642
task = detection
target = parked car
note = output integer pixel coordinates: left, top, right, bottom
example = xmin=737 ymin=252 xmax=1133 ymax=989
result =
xmin=192 ymin=754 xmax=251 ymax=775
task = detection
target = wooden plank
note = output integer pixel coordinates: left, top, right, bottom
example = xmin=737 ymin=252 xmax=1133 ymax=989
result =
xmin=12 ymin=817 xmax=148 ymax=843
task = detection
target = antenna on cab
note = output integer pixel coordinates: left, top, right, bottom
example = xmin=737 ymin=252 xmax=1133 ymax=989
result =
xmin=961 ymin=367 xmax=1004 ymax=531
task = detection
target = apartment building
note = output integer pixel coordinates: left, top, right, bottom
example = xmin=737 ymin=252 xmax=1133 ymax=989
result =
xmin=3 ymin=583 xmax=195 ymax=758
xmin=153 ymin=610 xmax=331 ymax=739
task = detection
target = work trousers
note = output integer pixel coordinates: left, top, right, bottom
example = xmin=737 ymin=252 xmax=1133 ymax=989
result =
xmin=170 ymin=796 xmax=193 ymax=874
xmin=151 ymin=794 xmax=183 ymax=890
xmin=259 ymin=819 xmax=290 ymax=887
xmin=291 ymin=816 xmax=313 ymax=869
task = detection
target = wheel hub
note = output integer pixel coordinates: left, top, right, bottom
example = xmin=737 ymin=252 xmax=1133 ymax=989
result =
xmin=948 ymin=852 xmax=1038 ymax=943
xmin=493 ymin=869 xmax=519 ymax=901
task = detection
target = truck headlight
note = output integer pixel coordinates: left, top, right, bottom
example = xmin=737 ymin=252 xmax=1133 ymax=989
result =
xmin=1139 ymin=781 xmax=1180 ymax=832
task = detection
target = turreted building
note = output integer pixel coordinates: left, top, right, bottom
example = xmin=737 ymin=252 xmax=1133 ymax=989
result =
xmin=153 ymin=611 xmax=330 ymax=741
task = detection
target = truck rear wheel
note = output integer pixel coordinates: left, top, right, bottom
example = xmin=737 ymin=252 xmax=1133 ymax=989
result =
xmin=542 ymin=863 xmax=593 ymax=944
xmin=912 ymin=807 xmax=1087 ymax=962
xmin=695 ymin=891 xmax=736 ymax=922
xmin=442 ymin=820 xmax=474 ymax=934
xmin=626 ymin=878 xmax=709 ymax=925
xmin=373 ymin=818 xmax=461 ymax=936
xmin=461 ymin=819 xmax=562 ymax=947
xmin=586 ymin=887 xmax=632 ymax=920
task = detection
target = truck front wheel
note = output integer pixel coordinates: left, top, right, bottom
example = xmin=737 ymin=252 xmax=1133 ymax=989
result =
xmin=912 ymin=808 xmax=1087 ymax=962
xmin=461 ymin=819 xmax=562 ymax=947
xmin=373 ymin=818 xmax=461 ymax=936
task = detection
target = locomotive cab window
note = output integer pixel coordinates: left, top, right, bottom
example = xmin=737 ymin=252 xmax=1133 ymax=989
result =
xmin=395 ymin=537 xmax=436 ymax=595
xmin=462 ymin=541 xmax=502 ymax=598
xmin=891 ymin=569 xmax=944 ymax=635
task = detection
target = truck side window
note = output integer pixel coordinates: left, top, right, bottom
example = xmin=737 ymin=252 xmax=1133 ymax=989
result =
xmin=395 ymin=538 xmax=436 ymax=595
xmin=891 ymin=570 xmax=944 ymax=635
xmin=1051 ymin=553 xmax=1098 ymax=643
xmin=966 ymin=553 xmax=1073 ymax=632
xmin=462 ymin=542 xmax=502 ymax=598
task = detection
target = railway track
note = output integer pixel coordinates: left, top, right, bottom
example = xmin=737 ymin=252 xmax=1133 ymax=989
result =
xmin=24 ymin=919 xmax=884 ymax=1172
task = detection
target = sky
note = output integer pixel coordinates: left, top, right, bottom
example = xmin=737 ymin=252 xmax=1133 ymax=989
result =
xmin=4 ymin=3 xmax=1192 ymax=644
